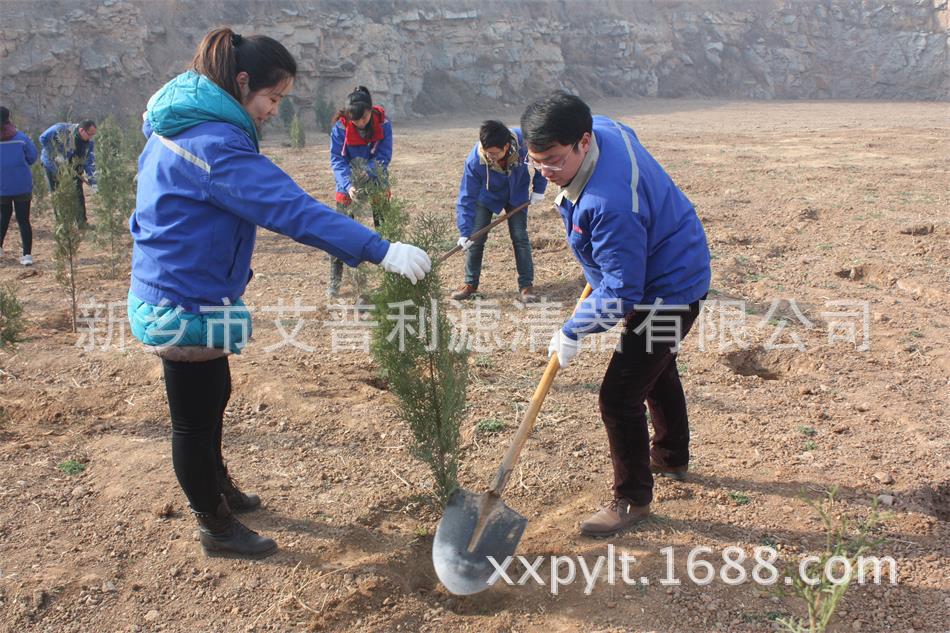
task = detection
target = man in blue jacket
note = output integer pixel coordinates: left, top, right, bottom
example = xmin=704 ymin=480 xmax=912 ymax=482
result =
xmin=521 ymin=92 xmax=710 ymax=536
xmin=453 ymin=120 xmax=547 ymax=303
xmin=40 ymin=120 xmax=98 ymax=229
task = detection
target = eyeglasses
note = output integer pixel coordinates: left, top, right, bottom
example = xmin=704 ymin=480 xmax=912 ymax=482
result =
xmin=524 ymin=142 xmax=578 ymax=172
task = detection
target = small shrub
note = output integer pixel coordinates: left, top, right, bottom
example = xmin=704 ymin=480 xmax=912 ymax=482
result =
xmin=777 ymin=488 xmax=888 ymax=633
xmin=58 ymin=459 xmax=86 ymax=475
xmin=278 ymin=98 xmax=295 ymax=130
xmin=476 ymin=419 xmax=505 ymax=434
xmin=289 ymin=112 xmax=305 ymax=149
xmin=0 ymin=283 xmax=26 ymax=347
xmin=313 ymin=94 xmax=336 ymax=134
xmin=729 ymin=491 xmax=751 ymax=505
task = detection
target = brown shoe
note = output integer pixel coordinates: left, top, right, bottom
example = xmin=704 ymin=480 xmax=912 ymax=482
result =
xmin=518 ymin=286 xmax=538 ymax=304
xmin=651 ymin=462 xmax=688 ymax=481
xmin=452 ymin=283 xmax=478 ymax=300
xmin=580 ymin=498 xmax=651 ymax=537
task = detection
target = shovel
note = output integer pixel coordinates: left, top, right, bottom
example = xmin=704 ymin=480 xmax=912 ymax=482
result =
xmin=435 ymin=201 xmax=532 ymax=265
xmin=432 ymin=283 xmax=593 ymax=595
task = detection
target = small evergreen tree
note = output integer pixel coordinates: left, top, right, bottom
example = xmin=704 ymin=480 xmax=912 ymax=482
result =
xmin=51 ymin=157 xmax=84 ymax=332
xmin=368 ymin=177 xmax=468 ymax=506
xmin=313 ymin=93 xmax=336 ymax=134
xmin=289 ymin=112 xmax=305 ymax=149
xmin=30 ymin=135 xmax=49 ymax=215
xmin=93 ymin=116 xmax=135 ymax=277
xmin=279 ymin=98 xmax=295 ymax=131
xmin=0 ymin=283 xmax=25 ymax=348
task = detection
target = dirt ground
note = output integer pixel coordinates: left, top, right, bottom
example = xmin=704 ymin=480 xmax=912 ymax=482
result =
xmin=0 ymin=99 xmax=947 ymax=633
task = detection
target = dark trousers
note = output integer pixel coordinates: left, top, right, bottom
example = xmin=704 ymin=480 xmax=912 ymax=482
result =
xmin=599 ymin=296 xmax=705 ymax=506
xmin=162 ymin=356 xmax=231 ymax=513
xmin=45 ymin=167 xmax=88 ymax=226
xmin=0 ymin=194 xmax=33 ymax=255
xmin=329 ymin=198 xmax=381 ymax=289
xmin=463 ymin=203 xmax=534 ymax=290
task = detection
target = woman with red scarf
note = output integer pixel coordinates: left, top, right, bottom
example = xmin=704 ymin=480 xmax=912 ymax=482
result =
xmin=327 ymin=86 xmax=393 ymax=297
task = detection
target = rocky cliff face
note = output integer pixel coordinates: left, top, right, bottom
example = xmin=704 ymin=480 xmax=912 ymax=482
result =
xmin=2 ymin=0 xmax=947 ymax=128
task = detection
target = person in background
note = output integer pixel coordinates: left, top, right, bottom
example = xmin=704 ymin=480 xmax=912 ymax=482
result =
xmin=0 ymin=106 xmax=38 ymax=266
xmin=522 ymin=91 xmax=710 ymax=537
xmin=128 ymin=27 xmax=430 ymax=559
xmin=39 ymin=119 xmax=97 ymax=229
xmin=326 ymin=86 xmax=393 ymax=297
xmin=452 ymin=119 xmax=547 ymax=303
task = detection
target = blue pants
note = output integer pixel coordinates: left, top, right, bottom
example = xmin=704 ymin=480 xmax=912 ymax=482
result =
xmin=464 ymin=203 xmax=534 ymax=289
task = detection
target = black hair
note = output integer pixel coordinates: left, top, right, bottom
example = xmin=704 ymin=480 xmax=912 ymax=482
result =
xmin=192 ymin=26 xmax=297 ymax=102
xmin=336 ymin=86 xmax=373 ymax=122
xmin=520 ymin=91 xmax=593 ymax=152
xmin=78 ymin=119 xmax=97 ymax=131
xmin=478 ymin=120 xmax=511 ymax=150
xmin=0 ymin=107 xmax=9 ymax=125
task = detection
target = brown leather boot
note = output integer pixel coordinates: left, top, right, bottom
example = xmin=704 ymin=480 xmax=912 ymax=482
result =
xmin=451 ymin=283 xmax=478 ymax=300
xmin=580 ymin=498 xmax=651 ymax=537
xmin=518 ymin=286 xmax=539 ymax=304
xmin=193 ymin=496 xmax=277 ymax=559
xmin=650 ymin=461 xmax=688 ymax=481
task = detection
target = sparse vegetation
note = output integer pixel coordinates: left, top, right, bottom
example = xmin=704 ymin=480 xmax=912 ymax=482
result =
xmin=729 ymin=491 xmax=751 ymax=505
xmin=476 ymin=418 xmax=505 ymax=434
xmin=57 ymin=459 xmax=86 ymax=475
xmin=777 ymin=488 xmax=888 ymax=633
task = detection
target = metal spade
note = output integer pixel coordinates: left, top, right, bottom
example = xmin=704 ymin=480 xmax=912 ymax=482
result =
xmin=432 ymin=283 xmax=593 ymax=595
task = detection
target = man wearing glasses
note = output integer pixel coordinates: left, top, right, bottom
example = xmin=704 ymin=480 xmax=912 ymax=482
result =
xmin=452 ymin=120 xmax=548 ymax=303
xmin=521 ymin=92 xmax=711 ymax=537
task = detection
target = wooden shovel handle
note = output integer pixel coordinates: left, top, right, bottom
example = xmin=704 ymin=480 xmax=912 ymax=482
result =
xmin=435 ymin=201 xmax=532 ymax=265
xmin=488 ymin=282 xmax=593 ymax=495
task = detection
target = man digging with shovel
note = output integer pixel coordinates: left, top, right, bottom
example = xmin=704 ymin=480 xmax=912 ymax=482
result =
xmin=523 ymin=92 xmax=712 ymax=537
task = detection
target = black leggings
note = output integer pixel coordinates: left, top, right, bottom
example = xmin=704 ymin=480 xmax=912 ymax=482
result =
xmin=0 ymin=194 xmax=32 ymax=255
xmin=162 ymin=356 xmax=231 ymax=513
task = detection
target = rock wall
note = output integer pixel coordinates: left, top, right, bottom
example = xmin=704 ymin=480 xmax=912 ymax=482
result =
xmin=1 ymin=0 xmax=947 ymax=129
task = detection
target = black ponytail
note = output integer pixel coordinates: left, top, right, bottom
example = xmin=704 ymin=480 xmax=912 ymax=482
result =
xmin=192 ymin=26 xmax=297 ymax=102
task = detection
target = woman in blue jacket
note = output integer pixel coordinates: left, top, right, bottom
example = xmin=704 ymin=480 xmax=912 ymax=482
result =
xmin=326 ymin=86 xmax=393 ymax=296
xmin=128 ymin=27 xmax=430 ymax=559
xmin=0 ymin=107 xmax=38 ymax=266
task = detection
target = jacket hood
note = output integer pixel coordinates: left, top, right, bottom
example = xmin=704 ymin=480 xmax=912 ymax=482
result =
xmin=146 ymin=71 xmax=259 ymax=151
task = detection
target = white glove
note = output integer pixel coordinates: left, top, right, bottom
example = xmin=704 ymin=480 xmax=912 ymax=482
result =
xmin=380 ymin=242 xmax=431 ymax=285
xmin=457 ymin=236 xmax=473 ymax=251
xmin=89 ymin=184 xmax=98 ymax=194
xmin=54 ymin=155 xmax=66 ymax=166
xmin=347 ymin=185 xmax=359 ymax=201
xmin=530 ymin=191 xmax=545 ymax=204
xmin=548 ymin=330 xmax=581 ymax=368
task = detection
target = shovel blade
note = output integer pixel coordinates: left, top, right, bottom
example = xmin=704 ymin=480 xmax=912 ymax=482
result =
xmin=432 ymin=488 xmax=527 ymax=595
